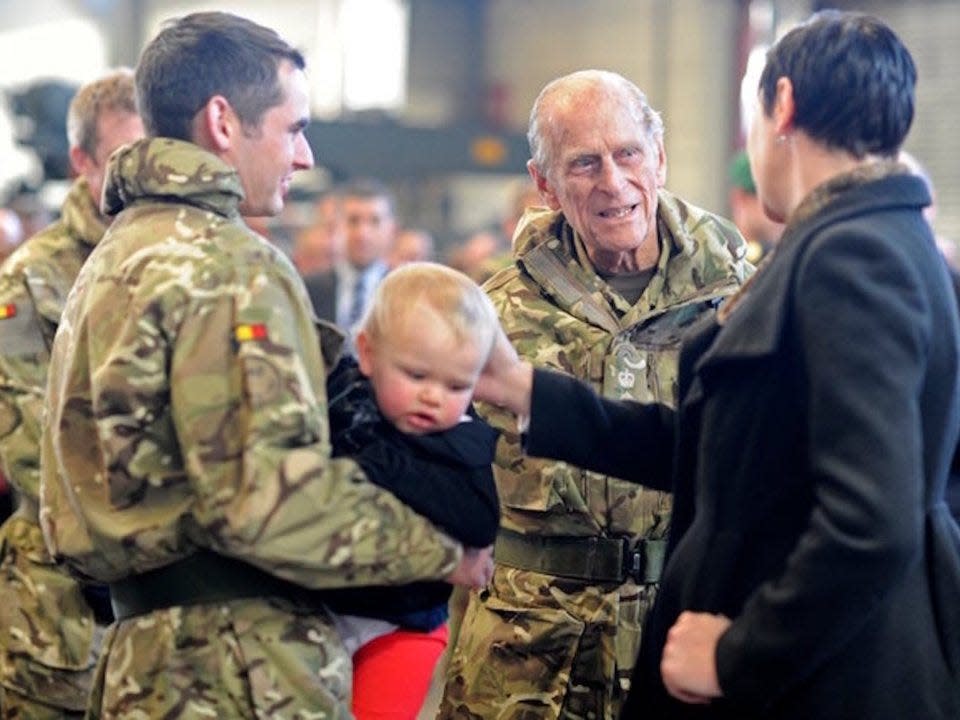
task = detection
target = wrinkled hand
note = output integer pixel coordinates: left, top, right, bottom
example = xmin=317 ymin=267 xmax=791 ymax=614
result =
xmin=474 ymin=326 xmax=532 ymax=417
xmin=661 ymin=611 xmax=731 ymax=704
xmin=446 ymin=546 xmax=494 ymax=589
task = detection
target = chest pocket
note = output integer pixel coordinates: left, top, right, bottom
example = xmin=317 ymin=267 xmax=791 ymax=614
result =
xmin=604 ymin=303 xmax=714 ymax=407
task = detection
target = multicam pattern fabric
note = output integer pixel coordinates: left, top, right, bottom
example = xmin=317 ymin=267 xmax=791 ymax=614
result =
xmin=38 ymin=137 xmax=461 ymax=718
xmin=440 ymin=193 xmax=752 ymax=720
xmin=0 ymin=178 xmax=107 ymax=717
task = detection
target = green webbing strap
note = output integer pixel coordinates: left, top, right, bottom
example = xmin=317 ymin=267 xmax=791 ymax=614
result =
xmin=494 ymin=527 xmax=666 ymax=585
xmin=522 ymin=243 xmax=621 ymax=334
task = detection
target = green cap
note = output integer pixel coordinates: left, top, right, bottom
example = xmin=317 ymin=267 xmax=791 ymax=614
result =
xmin=729 ymin=151 xmax=756 ymax=194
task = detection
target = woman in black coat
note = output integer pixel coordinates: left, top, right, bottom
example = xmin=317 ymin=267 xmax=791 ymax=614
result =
xmin=476 ymin=11 xmax=960 ymax=719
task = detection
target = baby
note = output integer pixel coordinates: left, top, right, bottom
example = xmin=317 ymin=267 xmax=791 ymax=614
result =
xmin=324 ymin=261 xmax=501 ymax=719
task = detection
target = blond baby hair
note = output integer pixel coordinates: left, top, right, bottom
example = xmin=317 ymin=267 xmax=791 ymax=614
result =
xmin=360 ymin=261 xmax=499 ymax=360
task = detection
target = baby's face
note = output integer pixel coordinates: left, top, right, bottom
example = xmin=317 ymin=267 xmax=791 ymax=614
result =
xmin=356 ymin=306 xmax=484 ymax=435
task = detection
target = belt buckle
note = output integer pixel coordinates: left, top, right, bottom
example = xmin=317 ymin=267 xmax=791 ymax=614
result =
xmin=623 ymin=540 xmax=645 ymax=584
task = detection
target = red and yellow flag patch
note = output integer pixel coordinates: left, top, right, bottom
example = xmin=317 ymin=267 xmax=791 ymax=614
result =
xmin=0 ymin=304 xmax=17 ymax=320
xmin=234 ymin=323 xmax=268 ymax=342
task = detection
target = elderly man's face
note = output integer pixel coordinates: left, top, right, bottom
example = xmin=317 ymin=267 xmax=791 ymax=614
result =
xmin=531 ymin=88 xmax=665 ymax=271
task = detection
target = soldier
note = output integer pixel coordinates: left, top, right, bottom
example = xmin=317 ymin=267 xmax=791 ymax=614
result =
xmin=0 ymin=68 xmax=143 ymax=718
xmin=38 ymin=12 xmax=491 ymax=718
xmin=439 ymin=70 xmax=752 ymax=720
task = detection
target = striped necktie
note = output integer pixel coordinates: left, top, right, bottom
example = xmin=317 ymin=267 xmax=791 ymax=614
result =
xmin=346 ymin=273 xmax=366 ymax=329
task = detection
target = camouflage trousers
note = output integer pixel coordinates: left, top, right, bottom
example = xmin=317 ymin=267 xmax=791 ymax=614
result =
xmin=438 ymin=566 xmax=659 ymax=720
xmin=86 ymin=598 xmax=353 ymax=720
xmin=0 ymin=516 xmax=102 ymax=718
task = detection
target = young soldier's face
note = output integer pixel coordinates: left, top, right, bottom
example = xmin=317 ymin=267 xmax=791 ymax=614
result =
xmin=234 ymin=60 xmax=314 ymax=217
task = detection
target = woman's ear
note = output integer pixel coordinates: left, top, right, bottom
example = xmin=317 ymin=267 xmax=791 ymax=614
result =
xmin=773 ymin=77 xmax=796 ymax=136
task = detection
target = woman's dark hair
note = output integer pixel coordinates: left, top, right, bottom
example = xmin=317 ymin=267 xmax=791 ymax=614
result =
xmin=759 ymin=10 xmax=916 ymax=159
xmin=136 ymin=12 xmax=305 ymax=141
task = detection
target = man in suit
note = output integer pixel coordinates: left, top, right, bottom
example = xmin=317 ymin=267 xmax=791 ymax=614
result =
xmin=305 ymin=179 xmax=396 ymax=340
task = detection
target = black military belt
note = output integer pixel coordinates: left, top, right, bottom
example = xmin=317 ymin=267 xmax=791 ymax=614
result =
xmin=109 ymin=550 xmax=320 ymax=621
xmin=494 ymin=528 xmax=666 ymax=585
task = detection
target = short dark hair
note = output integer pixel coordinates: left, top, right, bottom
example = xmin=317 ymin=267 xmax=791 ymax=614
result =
xmin=135 ymin=11 xmax=305 ymax=140
xmin=759 ymin=11 xmax=916 ymax=159
xmin=341 ymin=178 xmax=395 ymax=216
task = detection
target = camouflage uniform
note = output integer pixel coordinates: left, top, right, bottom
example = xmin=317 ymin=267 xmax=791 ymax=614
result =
xmin=440 ymin=194 xmax=752 ymax=720
xmin=39 ymin=138 xmax=461 ymax=719
xmin=0 ymin=178 xmax=109 ymax=718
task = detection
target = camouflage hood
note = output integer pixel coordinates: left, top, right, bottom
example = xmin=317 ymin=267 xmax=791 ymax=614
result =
xmin=102 ymin=137 xmax=245 ymax=218
xmin=509 ymin=189 xmax=750 ymax=330
xmin=59 ymin=177 xmax=109 ymax=248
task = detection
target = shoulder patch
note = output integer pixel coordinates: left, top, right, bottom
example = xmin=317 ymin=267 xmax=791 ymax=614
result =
xmin=0 ymin=299 xmax=46 ymax=357
xmin=235 ymin=323 xmax=268 ymax=342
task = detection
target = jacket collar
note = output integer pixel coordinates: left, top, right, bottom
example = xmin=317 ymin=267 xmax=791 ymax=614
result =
xmin=697 ymin=164 xmax=931 ymax=370
xmin=102 ymin=137 xmax=245 ymax=219
xmin=59 ymin=177 xmax=109 ymax=248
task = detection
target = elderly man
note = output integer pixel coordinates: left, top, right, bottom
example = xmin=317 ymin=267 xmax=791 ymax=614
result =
xmin=439 ymin=70 xmax=752 ymax=719
xmin=0 ymin=68 xmax=143 ymax=717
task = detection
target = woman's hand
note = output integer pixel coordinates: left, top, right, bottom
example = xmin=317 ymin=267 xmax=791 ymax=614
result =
xmin=661 ymin=611 xmax=731 ymax=704
xmin=474 ymin=326 xmax=533 ymax=418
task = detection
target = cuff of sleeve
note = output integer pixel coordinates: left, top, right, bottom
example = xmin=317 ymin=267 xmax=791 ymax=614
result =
xmin=715 ymin=619 xmax=773 ymax=707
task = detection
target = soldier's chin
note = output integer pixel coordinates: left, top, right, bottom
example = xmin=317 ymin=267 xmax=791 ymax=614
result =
xmin=241 ymin=198 xmax=283 ymax=218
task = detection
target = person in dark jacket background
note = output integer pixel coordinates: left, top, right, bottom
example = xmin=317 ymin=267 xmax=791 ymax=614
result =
xmin=473 ymin=10 xmax=960 ymax=719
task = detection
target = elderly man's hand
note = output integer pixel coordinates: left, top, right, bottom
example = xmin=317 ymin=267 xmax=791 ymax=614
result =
xmin=660 ymin=611 xmax=731 ymax=704
xmin=446 ymin=546 xmax=494 ymax=589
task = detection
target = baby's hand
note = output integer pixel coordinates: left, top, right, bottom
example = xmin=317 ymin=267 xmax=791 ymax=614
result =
xmin=446 ymin=546 xmax=494 ymax=589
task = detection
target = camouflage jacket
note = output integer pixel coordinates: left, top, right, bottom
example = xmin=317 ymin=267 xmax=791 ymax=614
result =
xmin=0 ymin=179 xmax=108 ymax=712
xmin=483 ymin=191 xmax=752 ymax=541
xmin=39 ymin=137 xmax=460 ymax=588
xmin=0 ymin=178 xmax=106 ymax=506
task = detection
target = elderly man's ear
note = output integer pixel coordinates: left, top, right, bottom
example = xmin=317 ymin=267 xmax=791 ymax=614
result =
xmin=527 ymin=160 xmax=561 ymax=211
